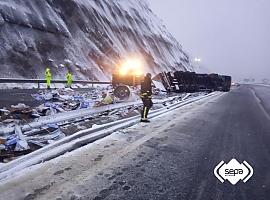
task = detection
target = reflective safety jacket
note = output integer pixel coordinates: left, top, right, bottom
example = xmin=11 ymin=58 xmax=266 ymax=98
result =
xmin=45 ymin=68 xmax=51 ymax=79
xmin=66 ymin=72 xmax=72 ymax=81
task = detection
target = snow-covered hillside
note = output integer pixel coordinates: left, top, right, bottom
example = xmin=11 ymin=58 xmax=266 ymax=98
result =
xmin=0 ymin=0 xmax=192 ymax=80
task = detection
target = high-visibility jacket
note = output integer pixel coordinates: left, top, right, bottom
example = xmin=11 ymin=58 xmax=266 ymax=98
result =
xmin=66 ymin=72 xmax=72 ymax=87
xmin=66 ymin=72 xmax=72 ymax=81
xmin=45 ymin=68 xmax=52 ymax=88
xmin=45 ymin=69 xmax=51 ymax=79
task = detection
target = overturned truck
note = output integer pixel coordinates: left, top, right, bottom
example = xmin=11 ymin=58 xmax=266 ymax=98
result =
xmin=112 ymin=71 xmax=232 ymax=94
xmin=161 ymin=71 xmax=232 ymax=93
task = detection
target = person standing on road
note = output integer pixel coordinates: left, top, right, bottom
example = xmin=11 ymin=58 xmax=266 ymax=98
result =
xmin=140 ymin=73 xmax=153 ymax=123
xmin=45 ymin=68 xmax=52 ymax=89
xmin=66 ymin=70 xmax=73 ymax=88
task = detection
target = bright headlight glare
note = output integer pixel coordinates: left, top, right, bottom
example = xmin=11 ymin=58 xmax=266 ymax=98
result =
xmin=119 ymin=58 xmax=143 ymax=76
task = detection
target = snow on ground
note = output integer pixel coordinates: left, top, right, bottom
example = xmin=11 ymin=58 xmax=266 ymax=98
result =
xmin=0 ymin=92 xmax=224 ymax=200
xmin=253 ymin=83 xmax=270 ymax=88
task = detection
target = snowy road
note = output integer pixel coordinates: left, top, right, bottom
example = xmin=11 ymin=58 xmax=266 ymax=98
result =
xmin=0 ymin=85 xmax=270 ymax=200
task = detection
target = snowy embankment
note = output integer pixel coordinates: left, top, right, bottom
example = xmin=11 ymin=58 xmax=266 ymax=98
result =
xmin=0 ymin=0 xmax=192 ymax=80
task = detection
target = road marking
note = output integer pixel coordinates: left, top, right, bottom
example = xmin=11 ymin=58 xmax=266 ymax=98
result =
xmin=250 ymin=89 xmax=270 ymax=121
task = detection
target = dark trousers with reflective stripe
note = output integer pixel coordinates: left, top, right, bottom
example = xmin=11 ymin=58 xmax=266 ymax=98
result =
xmin=141 ymin=97 xmax=153 ymax=119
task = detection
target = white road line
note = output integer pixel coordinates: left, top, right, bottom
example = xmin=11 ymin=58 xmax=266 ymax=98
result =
xmin=250 ymin=89 xmax=270 ymax=121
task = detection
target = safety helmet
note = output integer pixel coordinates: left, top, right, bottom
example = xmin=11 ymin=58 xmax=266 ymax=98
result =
xmin=146 ymin=73 xmax=152 ymax=78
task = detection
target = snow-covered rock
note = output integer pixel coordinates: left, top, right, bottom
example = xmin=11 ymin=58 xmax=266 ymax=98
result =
xmin=0 ymin=0 xmax=192 ymax=80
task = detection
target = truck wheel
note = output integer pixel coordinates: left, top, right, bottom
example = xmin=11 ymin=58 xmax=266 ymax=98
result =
xmin=113 ymin=85 xmax=131 ymax=101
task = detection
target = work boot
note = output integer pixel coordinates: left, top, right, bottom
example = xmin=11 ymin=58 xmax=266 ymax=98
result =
xmin=140 ymin=119 xmax=150 ymax=123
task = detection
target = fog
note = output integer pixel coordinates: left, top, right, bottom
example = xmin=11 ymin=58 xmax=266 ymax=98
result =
xmin=147 ymin=0 xmax=270 ymax=82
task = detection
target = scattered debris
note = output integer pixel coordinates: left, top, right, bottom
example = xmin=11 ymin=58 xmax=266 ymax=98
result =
xmin=14 ymin=125 xmax=29 ymax=151
xmin=0 ymin=103 xmax=34 ymax=123
xmin=1 ymin=88 xmax=113 ymax=123
xmin=0 ymin=145 xmax=5 ymax=151
xmin=11 ymin=103 xmax=30 ymax=110
xmin=5 ymin=134 xmax=18 ymax=147
xmin=0 ymin=86 xmax=196 ymax=163
xmin=0 ymin=137 xmax=6 ymax=145
xmin=0 ymin=108 xmax=10 ymax=116
xmin=31 ymin=88 xmax=107 ymax=114
xmin=95 ymin=92 xmax=114 ymax=106
xmin=0 ymin=124 xmax=66 ymax=163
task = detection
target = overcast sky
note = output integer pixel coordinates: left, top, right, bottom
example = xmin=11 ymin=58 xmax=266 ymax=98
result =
xmin=147 ymin=0 xmax=270 ymax=81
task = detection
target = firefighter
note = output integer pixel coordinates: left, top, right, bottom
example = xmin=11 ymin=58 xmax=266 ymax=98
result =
xmin=45 ymin=68 xmax=52 ymax=89
xmin=140 ymin=73 xmax=153 ymax=123
xmin=66 ymin=70 xmax=73 ymax=88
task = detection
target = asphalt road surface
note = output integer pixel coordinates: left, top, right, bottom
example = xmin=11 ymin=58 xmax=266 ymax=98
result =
xmin=0 ymin=89 xmax=42 ymax=108
xmin=0 ymin=88 xmax=93 ymax=108
xmin=0 ymin=84 xmax=270 ymax=200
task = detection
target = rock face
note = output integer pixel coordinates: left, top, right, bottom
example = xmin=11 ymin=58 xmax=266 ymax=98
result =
xmin=0 ymin=0 xmax=192 ymax=80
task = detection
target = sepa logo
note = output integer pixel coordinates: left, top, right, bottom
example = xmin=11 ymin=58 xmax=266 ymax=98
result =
xmin=214 ymin=159 xmax=253 ymax=185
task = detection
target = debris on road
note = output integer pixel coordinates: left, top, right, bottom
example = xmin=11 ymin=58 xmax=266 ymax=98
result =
xmin=0 ymin=124 xmax=66 ymax=163
xmin=0 ymin=86 xmax=141 ymax=127
xmin=0 ymin=103 xmax=34 ymax=122
xmin=0 ymin=108 xmax=10 ymax=116
xmin=0 ymin=137 xmax=6 ymax=145
xmin=0 ymin=85 xmax=202 ymax=163
xmin=1 ymin=87 xmax=113 ymax=123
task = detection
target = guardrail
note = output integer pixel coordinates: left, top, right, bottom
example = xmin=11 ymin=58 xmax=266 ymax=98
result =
xmin=0 ymin=78 xmax=111 ymax=88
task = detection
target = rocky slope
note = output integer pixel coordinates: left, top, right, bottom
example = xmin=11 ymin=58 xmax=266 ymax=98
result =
xmin=0 ymin=0 xmax=192 ymax=80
